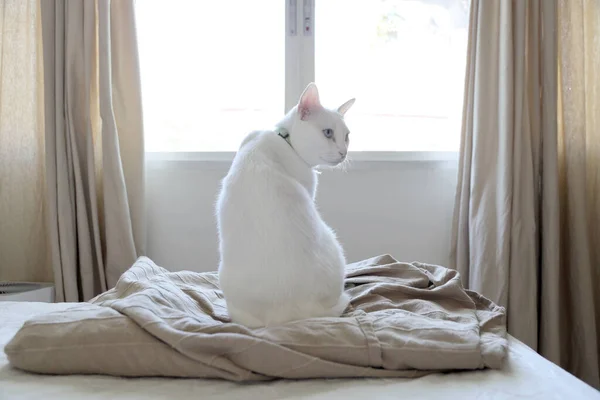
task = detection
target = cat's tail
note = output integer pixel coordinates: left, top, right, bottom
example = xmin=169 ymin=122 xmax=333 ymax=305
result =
xmin=325 ymin=292 xmax=351 ymax=317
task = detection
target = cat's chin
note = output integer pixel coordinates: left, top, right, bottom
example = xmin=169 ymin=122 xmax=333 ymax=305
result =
xmin=317 ymin=158 xmax=346 ymax=169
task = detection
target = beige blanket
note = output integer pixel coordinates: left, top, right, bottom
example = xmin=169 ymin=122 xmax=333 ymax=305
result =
xmin=6 ymin=255 xmax=507 ymax=381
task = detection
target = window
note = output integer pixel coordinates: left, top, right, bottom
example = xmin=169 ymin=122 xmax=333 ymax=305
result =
xmin=136 ymin=0 xmax=469 ymax=153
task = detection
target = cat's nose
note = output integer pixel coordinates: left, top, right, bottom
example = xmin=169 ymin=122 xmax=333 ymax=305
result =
xmin=339 ymin=151 xmax=347 ymax=158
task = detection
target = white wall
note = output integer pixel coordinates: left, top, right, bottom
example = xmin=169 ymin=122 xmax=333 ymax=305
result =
xmin=145 ymin=157 xmax=458 ymax=273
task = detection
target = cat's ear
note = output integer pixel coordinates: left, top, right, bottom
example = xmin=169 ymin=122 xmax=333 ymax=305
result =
xmin=337 ymin=98 xmax=356 ymax=116
xmin=298 ymin=82 xmax=321 ymax=120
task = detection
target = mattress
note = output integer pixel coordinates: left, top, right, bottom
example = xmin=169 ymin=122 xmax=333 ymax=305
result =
xmin=1 ymin=301 xmax=599 ymax=400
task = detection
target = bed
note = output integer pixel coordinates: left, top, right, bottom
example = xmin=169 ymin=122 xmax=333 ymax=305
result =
xmin=2 ymin=303 xmax=598 ymax=399
xmin=2 ymin=255 xmax=600 ymax=399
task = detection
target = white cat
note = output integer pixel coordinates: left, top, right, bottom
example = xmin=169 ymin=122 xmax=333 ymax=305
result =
xmin=216 ymin=83 xmax=356 ymax=328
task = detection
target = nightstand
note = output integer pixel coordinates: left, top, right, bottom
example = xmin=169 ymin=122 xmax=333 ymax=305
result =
xmin=0 ymin=282 xmax=55 ymax=302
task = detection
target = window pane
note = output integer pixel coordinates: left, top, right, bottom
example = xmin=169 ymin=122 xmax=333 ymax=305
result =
xmin=316 ymin=0 xmax=470 ymax=151
xmin=136 ymin=1 xmax=284 ymax=152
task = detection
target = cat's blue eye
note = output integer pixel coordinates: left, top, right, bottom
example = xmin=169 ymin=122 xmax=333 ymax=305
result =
xmin=322 ymin=128 xmax=334 ymax=139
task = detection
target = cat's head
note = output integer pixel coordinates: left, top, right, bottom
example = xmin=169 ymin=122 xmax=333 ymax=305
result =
xmin=288 ymin=83 xmax=355 ymax=168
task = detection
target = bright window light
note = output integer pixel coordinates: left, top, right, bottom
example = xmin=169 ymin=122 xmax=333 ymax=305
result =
xmin=316 ymin=0 xmax=469 ymax=151
xmin=136 ymin=1 xmax=469 ymax=153
xmin=136 ymin=1 xmax=284 ymax=152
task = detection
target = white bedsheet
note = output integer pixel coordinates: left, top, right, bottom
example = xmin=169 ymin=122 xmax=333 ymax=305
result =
xmin=1 ymin=302 xmax=598 ymax=400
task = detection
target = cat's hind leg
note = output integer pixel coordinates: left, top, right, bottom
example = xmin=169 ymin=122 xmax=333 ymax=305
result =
xmin=303 ymin=292 xmax=351 ymax=319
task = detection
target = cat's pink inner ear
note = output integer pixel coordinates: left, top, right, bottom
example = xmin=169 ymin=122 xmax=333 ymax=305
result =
xmin=298 ymin=83 xmax=320 ymax=120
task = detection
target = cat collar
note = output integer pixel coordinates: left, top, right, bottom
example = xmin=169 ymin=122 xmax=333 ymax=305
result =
xmin=275 ymin=127 xmax=292 ymax=147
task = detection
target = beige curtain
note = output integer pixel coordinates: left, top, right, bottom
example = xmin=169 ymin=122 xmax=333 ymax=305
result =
xmin=0 ymin=0 xmax=51 ymax=283
xmin=39 ymin=0 xmax=146 ymax=302
xmin=452 ymin=0 xmax=600 ymax=388
xmin=556 ymin=0 xmax=600 ymax=386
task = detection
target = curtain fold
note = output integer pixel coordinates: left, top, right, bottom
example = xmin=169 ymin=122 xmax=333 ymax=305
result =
xmin=40 ymin=0 xmax=145 ymax=302
xmin=452 ymin=0 xmax=600 ymax=388
xmin=555 ymin=0 xmax=600 ymax=385
xmin=0 ymin=0 xmax=51 ymax=283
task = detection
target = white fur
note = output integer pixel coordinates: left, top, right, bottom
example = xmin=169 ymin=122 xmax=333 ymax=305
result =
xmin=216 ymin=83 xmax=356 ymax=328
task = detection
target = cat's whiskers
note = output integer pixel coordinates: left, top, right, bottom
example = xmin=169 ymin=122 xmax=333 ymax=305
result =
xmin=338 ymin=156 xmax=352 ymax=173
xmin=321 ymin=155 xmax=352 ymax=172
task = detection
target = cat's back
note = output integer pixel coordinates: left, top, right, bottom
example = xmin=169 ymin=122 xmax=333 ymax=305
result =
xmin=216 ymin=129 xmax=323 ymax=299
xmin=217 ymin=130 xmax=315 ymax=241
xmin=221 ymin=130 xmax=275 ymax=184
xmin=219 ymin=130 xmax=300 ymax=201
